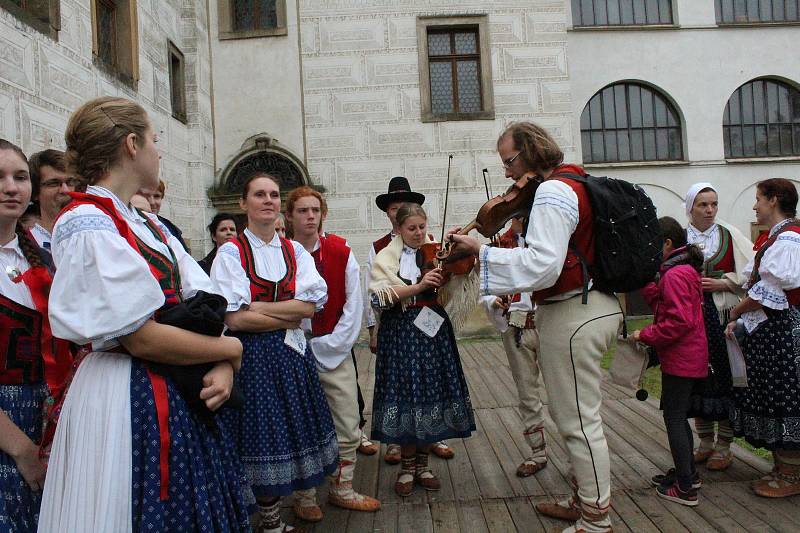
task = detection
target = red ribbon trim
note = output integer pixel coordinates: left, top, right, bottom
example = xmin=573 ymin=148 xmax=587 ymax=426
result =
xmin=146 ymin=368 xmax=171 ymax=501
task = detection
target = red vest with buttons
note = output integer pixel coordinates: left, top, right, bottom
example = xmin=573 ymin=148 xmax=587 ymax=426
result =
xmin=231 ymin=233 xmax=296 ymax=302
xmin=311 ymin=233 xmax=350 ymax=336
xmin=532 ymin=167 xmax=596 ymax=304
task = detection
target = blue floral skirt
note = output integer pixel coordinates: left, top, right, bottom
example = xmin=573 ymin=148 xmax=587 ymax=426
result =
xmin=130 ymin=359 xmax=251 ymax=532
xmin=0 ymin=383 xmax=47 ymax=533
xmin=221 ymin=330 xmax=338 ymax=497
xmin=371 ymin=305 xmax=475 ymax=446
xmin=688 ymin=293 xmax=734 ymax=421
xmin=732 ymin=306 xmax=800 ymax=450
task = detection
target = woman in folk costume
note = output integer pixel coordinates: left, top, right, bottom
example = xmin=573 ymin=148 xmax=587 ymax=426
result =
xmin=38 ymin=97 xmax=250 ymax=533
xmin=210 ymin=174 xmax=337 ymax=533
xmin=683 ymin=182 xmax=753 ymax=472
xmin=727 ymin=178 xmax=800 ymax=498
xmin=0 ymin=140 xmax=71 ymax=533
xmin=369 ymin=203 xmax=475 ymax=497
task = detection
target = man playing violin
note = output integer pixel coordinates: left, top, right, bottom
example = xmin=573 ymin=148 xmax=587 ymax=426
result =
xmin=449 ymin=122 xmax=623 ymax=533
xmin=480 ymin=215 xmax=548 ymax=479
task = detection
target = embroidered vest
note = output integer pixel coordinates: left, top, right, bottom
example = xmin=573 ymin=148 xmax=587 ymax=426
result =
xmin=372 ymin=233 xmax=393 ymax=255
xmin=311 ymin=233 xmax=350 ymax=336
xmin=532 ymin=177 xmax=595 ymax=303
xmin=701 ymin=225 xmax=736 ymax=278
xmin=231 ymin=233 xmax=296 ymax=302
xmin=0 ymin=294 xmax=43 ymax=385
xmin=748 ymin=220 xmax=800 ymax=306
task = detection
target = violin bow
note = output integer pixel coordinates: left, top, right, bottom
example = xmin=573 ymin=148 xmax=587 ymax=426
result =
xmin=439 ymin=154 xmax=453 ymax=245
xmin=481 ymin=168 xmax=499 ymax=247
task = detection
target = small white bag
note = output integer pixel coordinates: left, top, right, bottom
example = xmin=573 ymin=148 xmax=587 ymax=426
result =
xmin=726 ymin=335 xmax=748 ymax=388
xmin=610 ymin=336 xmax=649 ymax=390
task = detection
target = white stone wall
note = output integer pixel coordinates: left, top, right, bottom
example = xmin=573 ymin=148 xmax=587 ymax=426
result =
xmin=568 ymin=0 xmax=800 ymax=239
xmin=0 ymin=0 xmax=216 ymax=256
xmin=299 ymin=0 xmax=575 ymax=265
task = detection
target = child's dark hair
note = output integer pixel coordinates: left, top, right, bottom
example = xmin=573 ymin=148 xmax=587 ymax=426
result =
xmin=659 ymin=216 xmax=687 ymax=248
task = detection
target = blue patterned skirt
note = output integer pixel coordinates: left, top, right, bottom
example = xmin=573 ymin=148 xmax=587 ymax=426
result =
xmin=371 ymin=305 xmax=475 ymax=446
xmin=732 ymin=306 xmax=800 ymax=450
xmin=0 ymin=383 xmax=47 ymax=533
xmin=130 ymin=359 xmax=251 ymax=532
xmin=221 ymin=330 xmax=338 ymax=497
xmin=688 ymin=293 xmax=734 ymax=421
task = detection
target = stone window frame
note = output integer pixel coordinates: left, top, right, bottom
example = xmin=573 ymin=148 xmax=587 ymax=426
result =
xmin=168 ymin=41 xmax=187 ymax=124
xmin=417 ymin=15 xmax=495 ymax=123
xmin=217 ymin=0 xmax=288 ymax=40
xmin=90 ymin=0 xmax=139 ymax=86
xmin=0 ymin=0 xmax=61 ymax=39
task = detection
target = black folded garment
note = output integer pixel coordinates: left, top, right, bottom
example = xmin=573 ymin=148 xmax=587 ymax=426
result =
xmin=149 ymin=290 xmax=243 ymax=428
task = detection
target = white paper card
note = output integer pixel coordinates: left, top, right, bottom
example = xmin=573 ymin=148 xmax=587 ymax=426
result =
xmin=413 ymin=306 xmax=445 ymax=338
xmin=284 ymin=328 xmax=307 ymax=355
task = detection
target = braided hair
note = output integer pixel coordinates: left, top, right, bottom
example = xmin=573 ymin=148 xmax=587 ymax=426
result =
xmin=0 ymin=139 xmax=46 ymax=269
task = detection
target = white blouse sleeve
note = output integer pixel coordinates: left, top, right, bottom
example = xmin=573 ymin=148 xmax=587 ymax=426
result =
xmin=210 ymin=242 xmax=252 ymax=312
xmin=365 ymin=244 xmax=377 ymax=328
xmin=478 ymin=180 xmax=579 ymax=296
xmin=146 ymin=212 xmax=215 ymax=299
xmin=49 ymin=207 xmax=165 ymax=346
xmin=292 ymin=241 xmax=328 ymax=311
xmin=748 ymin=231 xmax=800 ymax=310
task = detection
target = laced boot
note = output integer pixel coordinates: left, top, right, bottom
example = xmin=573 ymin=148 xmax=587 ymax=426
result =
xmin=328 ymin=460 xmax=381 ymax=512
xmin=257 ymin=497 xmax=304 ymax=533
xmin=415 ymin=451 xmax=441 ymax=491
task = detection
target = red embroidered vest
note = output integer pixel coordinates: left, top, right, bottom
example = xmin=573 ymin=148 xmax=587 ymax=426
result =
xmin=532 ymin=175 xmax=595 ymax=303
xmin=702 ymin=225 xmax=736 ymax=278
xmin=311 ymin=233 xmax=350 ymax=336
xmin=231 ymin=233 xmax=296 ymax=302
xmin=748 ymin=220 xmax=800 ymax=306
xmin=372 ymin=232 xmax=393 ymax=255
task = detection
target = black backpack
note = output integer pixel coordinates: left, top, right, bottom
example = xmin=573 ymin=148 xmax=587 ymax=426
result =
xmin=559 ymin=173 xmax=662 ymax=300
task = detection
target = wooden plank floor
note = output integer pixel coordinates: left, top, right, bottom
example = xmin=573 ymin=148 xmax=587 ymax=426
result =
xmin=285 ymin=339 xmax=797 ymax=532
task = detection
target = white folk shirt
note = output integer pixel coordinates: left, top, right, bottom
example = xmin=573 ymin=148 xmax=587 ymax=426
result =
xmin=301 ymin=235 xmax=363 ymax=372
xmin=210 ymin=228 xmax=327 ymax=313
xmin=0 ymin=236 xmax=35 ymax=309
xmin=687 ymin=223 xmax=721 ymax=260
xmin=742 ymin=219 xmax=800 ymax=311
xmin=480 ymin=232 xmax=533 ymax=332
xmin=364 ymin=231 xmax=395 ymax=328
xmin=48 ymin=185 xmax=216 ymax=351
xmin=30 ymin=223 xmax=52 ymax=250
xmin=479 ymin=180 xmax=581 ymax=301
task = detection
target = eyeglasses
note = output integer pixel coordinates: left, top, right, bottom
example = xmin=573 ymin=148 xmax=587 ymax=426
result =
xmin=502 ymin=152 xmax=521 ymax=169
xmin=41 ymin=178 xmax=81 ymax=189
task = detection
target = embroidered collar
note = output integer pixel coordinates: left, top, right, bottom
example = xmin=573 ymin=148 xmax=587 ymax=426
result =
xmin=32 ymin=223 xmax=52 ymax=239
xmin=688 ymin=223 xmax=718 ymax=240
xmin=402 ymin=245 xmax=417 ymax=255
xmin=769 ymin=218 xmax=794 ymax=237
xmin=244 ymin=227 xmax=281 ymax=249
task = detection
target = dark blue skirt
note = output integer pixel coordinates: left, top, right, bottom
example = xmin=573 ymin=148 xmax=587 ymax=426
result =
xmin=130 ymin=359 xmax=251 ymax=532
xmin=0 ymin=383 xmax=47 ymax=533
xmin=371 ymin=305 xmax=475 ymax=446
xmin=221 ymin=330 xmax=338 ymax=497
xmin=688 ymin=293 xmax=734 ymax=421
xmin=732 ymin=306 xmax=800 ymax=450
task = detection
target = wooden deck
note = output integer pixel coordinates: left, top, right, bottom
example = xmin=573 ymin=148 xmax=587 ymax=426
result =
xmin=287 ymin=339 xmax=800 ymax=532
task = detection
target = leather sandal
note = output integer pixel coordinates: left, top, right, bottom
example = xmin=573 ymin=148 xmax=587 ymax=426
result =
xmin=415 ymin=470 xmax=441 ymax=491
xmin=753 ymin=464 xmax=800 ymax=498
xmin=693 ymin=448 xmax=714 ymax=464
xmin=395 ymin=472 xmax=414 ymax=497
xmin=292 ymin=501 xmax=322 ymax=523
xmin=535 ymin=501 xmax=581 ymax=522
xmin=430 ymin=441 xmax=454 ymax=459
xmin=516 ymin=459 xmax=547 ymax=477
xmin=357 ymin=433 xmax=379 ymax=456
xmin=706 ymin=451 xmax=733 ymax=471
xmin=384 ymin=444 xmax=401 ymax=465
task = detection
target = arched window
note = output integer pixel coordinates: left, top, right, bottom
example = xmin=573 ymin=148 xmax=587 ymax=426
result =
xmin=580 ymin=82 xmax=683 ymax=164
xmin=723 ymin=78 xmax=800 ymax=158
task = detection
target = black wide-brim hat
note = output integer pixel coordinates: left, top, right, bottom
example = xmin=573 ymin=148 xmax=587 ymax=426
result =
xmin=375 ymin=176 xmax=425 ymax=211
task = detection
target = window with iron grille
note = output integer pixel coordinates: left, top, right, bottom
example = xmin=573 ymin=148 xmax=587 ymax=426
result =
xmin=580 ymin=82 xmax=683 ymax=164
xmin=417 ymin=16 xmax=494 ymax=123
xmin=724 ymin=78 xmax=800 ymax=158
xmin=571 ymin=0 xmax=674 ymax=27
xmin=716 ymin=0 xmax=800 ymax=23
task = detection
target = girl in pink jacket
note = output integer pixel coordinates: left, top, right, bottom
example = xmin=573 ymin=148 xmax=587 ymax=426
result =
xmin=634 ymin=216 xmax=708 ymax=507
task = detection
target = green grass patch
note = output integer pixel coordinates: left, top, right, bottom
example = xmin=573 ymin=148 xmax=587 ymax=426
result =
xmin=606 ymin=318 xmax=771 ymax=460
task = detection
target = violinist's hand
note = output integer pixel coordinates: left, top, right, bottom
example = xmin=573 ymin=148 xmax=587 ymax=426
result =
xmin=448 ymin=233 xmax=481 ymax=256
xmin=445 ymin=226 xmax=462 ymax=239
xmin=420 ymin=268 xmax=444 ymax=289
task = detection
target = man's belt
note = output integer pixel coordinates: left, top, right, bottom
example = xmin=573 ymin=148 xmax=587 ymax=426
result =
xmin=508 ymin=310 xmax=535 ymax=330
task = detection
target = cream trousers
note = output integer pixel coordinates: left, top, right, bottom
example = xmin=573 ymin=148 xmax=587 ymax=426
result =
xmin=500 ymin=325 xmax=547 ymax=461
xmin=318 ymin=355 xmax=361 ymax=463
xmin=536 ymin=292 xmax=622 ymax=518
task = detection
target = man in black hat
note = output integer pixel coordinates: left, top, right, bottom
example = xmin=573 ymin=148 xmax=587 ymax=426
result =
xmin=361 ymin=177 xmax=456 ymax=464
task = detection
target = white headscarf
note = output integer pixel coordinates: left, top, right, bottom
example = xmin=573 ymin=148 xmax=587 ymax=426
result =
xmin=684 ymin=182 xmax=717 ymax=216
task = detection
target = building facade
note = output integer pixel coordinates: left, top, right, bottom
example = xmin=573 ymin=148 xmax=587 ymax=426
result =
xmin=2 ymin=0 xmax=799 ymax=263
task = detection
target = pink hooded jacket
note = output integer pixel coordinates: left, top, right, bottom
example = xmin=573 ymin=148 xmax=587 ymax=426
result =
xmin=639 ymin=248 xmax=709 ymax=378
